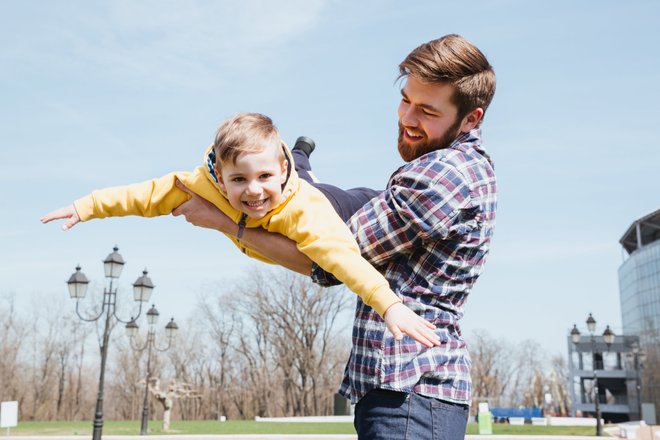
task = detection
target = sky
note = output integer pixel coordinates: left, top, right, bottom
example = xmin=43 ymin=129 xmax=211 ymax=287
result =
xmin=1 ymin=1 xmax=659 ymax=358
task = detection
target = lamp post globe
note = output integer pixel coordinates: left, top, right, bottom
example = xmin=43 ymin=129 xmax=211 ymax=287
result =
xmin=67 ymin=266 xmax=89 ymax=299
xmin=133 ymin=270 xmax=155 ymax=303
xmin=103 ymin=246 xmax=125 ymax=279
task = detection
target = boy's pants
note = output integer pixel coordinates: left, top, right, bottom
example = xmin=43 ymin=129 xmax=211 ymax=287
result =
xmin=292 ymin=149 xmax=380 ymax=222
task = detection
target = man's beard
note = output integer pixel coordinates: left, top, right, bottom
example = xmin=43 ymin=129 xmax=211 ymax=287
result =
xmin=397 ymin=118 xmax=463 ymax=162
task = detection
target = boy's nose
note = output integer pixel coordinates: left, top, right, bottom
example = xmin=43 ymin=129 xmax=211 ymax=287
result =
xmin=246 ymin=181 xmax=261 ymax=194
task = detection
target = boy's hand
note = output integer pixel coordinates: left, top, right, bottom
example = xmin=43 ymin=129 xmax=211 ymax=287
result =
xmin=40 ymin=204 xmax=80 ymax=231
xmin=383 ymin=302 xmax=441 ymax=348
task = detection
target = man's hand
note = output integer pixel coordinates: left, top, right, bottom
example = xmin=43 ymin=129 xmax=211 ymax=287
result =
xmin=172 ymin=178 xmax=235 ymax=233
xmin=40 ymin=204 xmax=80 ymax=231
xmin=384 ymin=302 xmax=441 ymax=348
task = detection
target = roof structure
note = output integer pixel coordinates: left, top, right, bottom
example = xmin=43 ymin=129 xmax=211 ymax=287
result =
xmin=620 ymin=208 xmax=660 ymax=255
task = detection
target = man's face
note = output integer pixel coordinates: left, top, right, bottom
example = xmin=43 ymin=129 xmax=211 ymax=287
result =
xmin=217 ymin=145 xmax=288 ymax=219
xmin=397 ymin=77 xmax=463 ymax=162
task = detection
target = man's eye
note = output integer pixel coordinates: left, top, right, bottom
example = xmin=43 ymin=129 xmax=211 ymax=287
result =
xmin=422 ymin=109 xmax=438 ymax=117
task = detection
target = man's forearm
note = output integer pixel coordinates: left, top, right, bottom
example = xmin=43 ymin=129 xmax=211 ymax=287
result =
xmin=237 ymin=226 xmax=313 ymax=276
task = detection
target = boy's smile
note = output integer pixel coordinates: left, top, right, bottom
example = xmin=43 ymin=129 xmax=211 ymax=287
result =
xmin=216 ymin=145 xmax=288 ymax=219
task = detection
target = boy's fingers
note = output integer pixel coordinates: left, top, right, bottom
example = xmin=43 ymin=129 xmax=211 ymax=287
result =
xmin=41 ymin=209 xmax=69 ymax=223
xmin=391 ymin=325 xmax=404 ymax=341
xmin=62 ymin=218 xmax=78 ymax=231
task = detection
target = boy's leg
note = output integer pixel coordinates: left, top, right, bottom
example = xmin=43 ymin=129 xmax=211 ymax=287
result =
xmin=292 ymin=137 xmax=381 ymax=223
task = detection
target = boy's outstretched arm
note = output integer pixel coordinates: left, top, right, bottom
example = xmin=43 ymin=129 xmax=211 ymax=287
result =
xmin=40 ymin=204 xmax=81 ymax=231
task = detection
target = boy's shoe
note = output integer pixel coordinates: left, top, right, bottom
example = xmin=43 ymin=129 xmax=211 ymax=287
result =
xmin=293 ymin=136 xmax=316 ymax=158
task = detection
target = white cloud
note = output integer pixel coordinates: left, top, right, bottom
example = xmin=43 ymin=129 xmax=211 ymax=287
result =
xmin=4 ymin=1 xmax=327 ymax=88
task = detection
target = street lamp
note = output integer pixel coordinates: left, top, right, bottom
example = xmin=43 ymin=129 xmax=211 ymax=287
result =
xmin=127 ymin=304 xmax=178 ymax=435
xmin=67 ymin=247 xmax=152 ymax=440
xmin=629 ymin=341 xmax=647 ymax=420
xmin=570 ymin=313 xmax=615 ymax=436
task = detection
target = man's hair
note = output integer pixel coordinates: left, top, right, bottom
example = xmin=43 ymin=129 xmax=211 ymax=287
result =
xmin=214 ymin=112 xmax=282 ymax=165
xmin=399 ymin=34 xmax=496 ymax=122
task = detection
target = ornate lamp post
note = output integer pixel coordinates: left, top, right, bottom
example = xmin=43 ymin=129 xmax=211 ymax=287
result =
xmin=570 ymin=313 xmax=615 ymax=437
xmin=127 ymin=304 xmax=178 ymax=435
xmin=67 ymin=246 xmax=153 ymax=440
xmin=629 ymin=341 xmax=646 ymax=420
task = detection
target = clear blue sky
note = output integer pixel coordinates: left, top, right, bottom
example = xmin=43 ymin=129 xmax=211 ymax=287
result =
xmin=2 ymin=1 xmax=659 ymax=357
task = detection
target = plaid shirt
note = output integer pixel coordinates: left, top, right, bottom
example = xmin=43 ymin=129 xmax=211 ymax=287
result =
xmin=313 ymin=128 xmax=496 ymax=405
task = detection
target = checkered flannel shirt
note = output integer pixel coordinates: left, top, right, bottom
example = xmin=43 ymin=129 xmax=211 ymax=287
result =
xmin=312 ymin=128 xmax=497 ymax=405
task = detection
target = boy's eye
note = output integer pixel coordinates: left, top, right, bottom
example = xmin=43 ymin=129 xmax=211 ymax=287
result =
xmin=232 ymin=177 xmax=245 ymax=182
xmin=259 ymin=173 xmax=273 ymax=179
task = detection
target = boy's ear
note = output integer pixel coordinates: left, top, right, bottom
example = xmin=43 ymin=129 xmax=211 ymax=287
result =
xmin=280 ymin=158 xmax=288 ymax=184
xmin=215 ymin=166 xmax=227 ymax=191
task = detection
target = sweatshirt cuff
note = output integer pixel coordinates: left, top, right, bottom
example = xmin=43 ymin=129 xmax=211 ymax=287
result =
xmin=367 ymin=285 xmax=402 ymax=318
xmin=73 ymin=194 xmax=95 ymax=221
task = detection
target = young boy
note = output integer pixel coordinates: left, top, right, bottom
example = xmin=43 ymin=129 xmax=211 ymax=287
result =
xmin=41 ymin=112 xmax=439 ymax=347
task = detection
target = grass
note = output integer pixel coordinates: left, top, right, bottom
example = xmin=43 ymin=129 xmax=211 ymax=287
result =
xmin=7 ymin=420 xmax=600 ymax=436
xmin=466 ymin=423 xmax=597 ymax=436
xmin=8 ymin=420 xmax=356 ymax=436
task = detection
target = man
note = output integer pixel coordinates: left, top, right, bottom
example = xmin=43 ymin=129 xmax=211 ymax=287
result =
xmin=174 ymin=34 xmax=497 ymax=439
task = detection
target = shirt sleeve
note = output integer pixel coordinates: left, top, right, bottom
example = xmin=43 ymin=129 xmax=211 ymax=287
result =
xmin=349 ymin=161 xmax=472 ymax=268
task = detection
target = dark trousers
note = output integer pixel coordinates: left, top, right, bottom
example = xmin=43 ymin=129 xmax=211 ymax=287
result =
xmin=292 ymin=149 xmax=381 ymax=222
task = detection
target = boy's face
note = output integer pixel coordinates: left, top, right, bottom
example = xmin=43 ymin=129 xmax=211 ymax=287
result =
xmin=397 ymin=77 xmax=481 ymax=161
xmin=216 ymin=144 xmax=288 ymax=219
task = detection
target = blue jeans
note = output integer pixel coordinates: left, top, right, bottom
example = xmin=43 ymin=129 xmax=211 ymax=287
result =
xmin=354 ymin=389 xmax=469 ymax=440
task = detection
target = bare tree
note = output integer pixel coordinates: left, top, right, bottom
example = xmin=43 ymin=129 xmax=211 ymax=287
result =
xmin=230 ymin=269 xmax=351 ymax=416
xmin=148 ymin=378 xmax=200 ymax=431
xmin=468 ymin=330 xmax=516 ymax=409
xmin=0 ymin=294 xmax=29 ymax=412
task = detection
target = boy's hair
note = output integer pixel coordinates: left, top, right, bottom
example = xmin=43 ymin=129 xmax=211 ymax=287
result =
xmin=214 ymin=112 xmax=283 ymax=165
xmin=399 ymin=34 xmax=496 ymax=123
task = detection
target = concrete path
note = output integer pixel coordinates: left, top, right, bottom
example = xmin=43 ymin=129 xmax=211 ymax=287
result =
xmin=0 ymin=435 xmax=603 ymax=440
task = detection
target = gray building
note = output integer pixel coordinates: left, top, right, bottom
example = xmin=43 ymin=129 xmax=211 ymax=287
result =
xmin=568 ymin=333 xmax=643 ymax=423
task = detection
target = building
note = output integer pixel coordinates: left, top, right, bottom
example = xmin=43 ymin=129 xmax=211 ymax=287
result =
xmin=567 ymin=333 xmax=643 ymax=423
xmin=619 ymin=208 xmax=660 ymax=339
xmin=618 ymin=208 xmax=660 ymax=421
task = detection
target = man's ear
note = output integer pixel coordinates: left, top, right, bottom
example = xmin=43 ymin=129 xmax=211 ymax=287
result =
xmin=460 ymin=107 xmax=484 ymax=133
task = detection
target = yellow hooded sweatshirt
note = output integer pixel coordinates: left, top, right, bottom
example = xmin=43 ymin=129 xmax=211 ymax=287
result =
xmin=73 ymin=144 xmax=401 ymax=318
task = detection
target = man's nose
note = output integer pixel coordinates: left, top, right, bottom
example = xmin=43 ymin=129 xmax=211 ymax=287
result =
xmin=400 ymin=106 xmax=418 ymax=127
